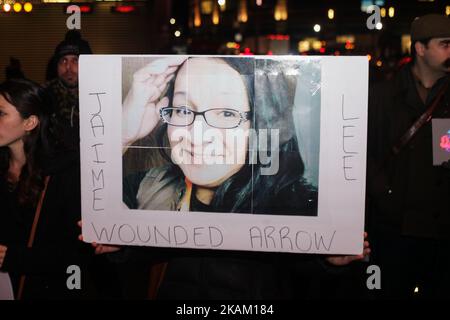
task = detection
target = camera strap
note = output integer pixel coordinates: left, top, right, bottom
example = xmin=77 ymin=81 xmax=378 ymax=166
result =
xmin=392 ymin=77 xmax=449 ymax=155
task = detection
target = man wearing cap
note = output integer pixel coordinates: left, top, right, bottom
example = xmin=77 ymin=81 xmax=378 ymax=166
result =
xmin=367 ymin=14 xmax=450 ymax=298
xmin=45 ymin=30 xmax=92 ymax=150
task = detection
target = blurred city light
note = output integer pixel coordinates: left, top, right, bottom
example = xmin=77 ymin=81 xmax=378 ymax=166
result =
xmin=388 ymin=7 xmax=395 ymax=18
xmin=24 ymin=2 xmax=33 ymax=12
xmin=13 ymin=3 xmax=22 ymax=12
xmin=328 ymin=9 xmax=334 ymax=20
xmin=3 ymin=3 xmax=11 ymax=12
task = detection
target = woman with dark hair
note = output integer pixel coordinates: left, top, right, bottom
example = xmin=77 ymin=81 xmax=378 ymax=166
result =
xmin=0 ymin=79 xmax=115 ymax=299
xmin=87 ymin=57 xmax=369 ymax=300
xmin=122 ymin=56 xmax=317 ymax=216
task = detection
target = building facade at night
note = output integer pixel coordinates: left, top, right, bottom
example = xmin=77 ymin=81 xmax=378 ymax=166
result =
xmin=0 ymin=0 xmax=448 ymax=82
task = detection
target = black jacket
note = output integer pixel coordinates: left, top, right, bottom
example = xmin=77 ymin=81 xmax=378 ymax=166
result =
xmin=367 ymin=65 xmax=450 ymax=239
xmin=0 ymin=152 xmax=117 ymax=299
xmin=115 ymin=168 xmax=328 ymax=300
xmin=112 ymin=244 xmax=330 ymax=300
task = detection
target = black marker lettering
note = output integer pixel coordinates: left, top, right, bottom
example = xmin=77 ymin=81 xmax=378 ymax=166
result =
xmin=154 ymin=226 xmax=171 ymax=245
xmin=314 ymin=230 xmax=336 ymax=252
xmin=118 ymin=224 xmax=136 ymax=243
xmin=279 ymin=226 xmax=293 ymax=250
xmin=295 ymin=231 xmax=313 ymax=252
xmin=264 ymin=226 xmax=276 ymax=249
xmin=341 ymin=94 xmax=359 ymax=182
xmin=174 ymin=225 xmax=188 ymax=245
xmin=89 ymin=93 xmax=106 ymax=138
xmin=91 ymin=143 xmax=106 ymax=164
xmin=249 ymin=227 xmax=262 ymax=249
xmin=91 ymin=223 xmax=116 ymax=242
xmin=92 ymin=188 xmax=104 ymax=211
xmin=136 ymin=225 xmax=152 ymax=243
xmin=193 ymin=227 xmax=206 ymax=247
xmin=88 ymin=92 xmax=107 ymax=214
xmin=208 ymin=226 xmax=224 ymax=247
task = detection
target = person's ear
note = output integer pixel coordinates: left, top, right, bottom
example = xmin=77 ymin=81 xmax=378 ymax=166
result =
xmin=415 ymin=41 xmax=426 ymax=58
xmin=23 ymin=115 xmax=39 ymax=132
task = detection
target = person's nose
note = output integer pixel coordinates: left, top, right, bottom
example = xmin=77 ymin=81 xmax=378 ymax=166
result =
xmin=62 ymin=62 xmax=70 ymax=72
xmin=68 ymin=60 xmax=78 ymax=73
xmin=187 ymin=115 xmax=213 ymax=147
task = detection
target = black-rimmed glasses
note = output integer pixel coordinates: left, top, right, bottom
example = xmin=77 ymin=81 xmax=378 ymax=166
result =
xmin=160 ymin=106 xmax=251 ymax=129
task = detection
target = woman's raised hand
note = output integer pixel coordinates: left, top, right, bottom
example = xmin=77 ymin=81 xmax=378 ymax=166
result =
xmin=122 ymin=56 xmax=188 ymax=147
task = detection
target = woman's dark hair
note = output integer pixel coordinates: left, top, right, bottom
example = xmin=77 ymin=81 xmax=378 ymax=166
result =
xmin=155 ymin=57 xmax=315 ymax=214
xmin=0 ymin=79 xmax=56 ymax=206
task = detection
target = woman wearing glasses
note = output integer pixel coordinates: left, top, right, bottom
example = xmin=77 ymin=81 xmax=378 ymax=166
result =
xmin=97 ymin=56 xmax=370 ymax=299
xmin=122 ymin=56 xmax=318 ymax=215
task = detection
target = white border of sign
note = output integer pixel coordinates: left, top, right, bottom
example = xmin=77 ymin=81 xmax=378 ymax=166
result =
xmin=80 ymin=55 xmax=368 ymax=255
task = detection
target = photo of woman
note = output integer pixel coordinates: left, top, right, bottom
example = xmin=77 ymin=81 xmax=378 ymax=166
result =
xmin=121 ymin=56 xmax=320 ymax=216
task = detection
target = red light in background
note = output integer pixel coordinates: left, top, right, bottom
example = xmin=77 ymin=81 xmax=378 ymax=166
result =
xmin=267 ymin=50 xmax=273 ymax=55
xmin=79 ymin=5 xmax=92 ymax=13
xmin=345 ymin=41 xmax=355 ymax=50
xmin=240 ymin=47 xmax=254 ymax=56
xmin=113 ymin=5 xmax=136 ymax=13
xmin=64 ymin=4 xmax=93 ymax=14
xmin=319 ymin=47 xmax=325 ymax=53
xmin=267 ymin=34 xmax=290 ymax=41
xmin=398 ymin=56 xmax=412 ymax=67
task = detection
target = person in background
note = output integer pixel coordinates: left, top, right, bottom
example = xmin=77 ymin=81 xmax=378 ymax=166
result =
xmin=367 ymin=14 xmax=450 ymax=299
xmin=0 ymin=79 xmax=119 ymax=299
xmin=44 ymin=30 xmax=92 ymax=151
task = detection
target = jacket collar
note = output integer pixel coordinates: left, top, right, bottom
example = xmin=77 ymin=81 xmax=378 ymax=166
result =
xmin=399 ymin=64 xmax=449 ymax=113
xmin=398 ymin=64 xmax=425 ymax=113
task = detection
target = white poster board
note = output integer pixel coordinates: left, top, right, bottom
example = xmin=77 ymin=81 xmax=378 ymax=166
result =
xmin=80 ymin=55 xmax=368 ymax=255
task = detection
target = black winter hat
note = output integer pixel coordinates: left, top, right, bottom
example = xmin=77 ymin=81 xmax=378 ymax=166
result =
xmin=54 ymin=30 xmax=92 ymax=61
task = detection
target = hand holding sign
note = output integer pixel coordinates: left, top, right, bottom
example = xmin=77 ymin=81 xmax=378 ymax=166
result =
xmin=122 ymin=56 xmax=188 ymax=147
xmin=78 ymin=221 xmax=120 ymax=254
xmin=0 ymin=245 xmax=7 ymax=268
xmin=80 ymin=55 xmax=368 ymax=255
xmin=325 ymin=232 xmax=370 ymax=266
